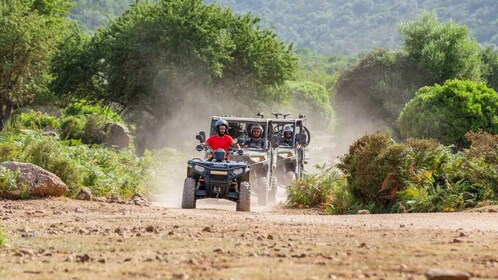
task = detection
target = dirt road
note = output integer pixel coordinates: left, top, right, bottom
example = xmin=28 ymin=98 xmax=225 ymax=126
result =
xmin=0 ymin=198 xmax=497 ymax=279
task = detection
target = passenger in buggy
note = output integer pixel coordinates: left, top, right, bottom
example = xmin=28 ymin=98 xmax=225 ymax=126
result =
xmin=243 ymin=124 xmax=265 ymax=149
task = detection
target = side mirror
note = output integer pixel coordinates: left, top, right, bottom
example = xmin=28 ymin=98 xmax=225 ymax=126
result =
xmin=237 ymin=149 xmax=244 ymax=156
xmin=196 ymin=131 xmax=206 ymax=143
xmin=195 ymin=145 xmax=203 ymax=151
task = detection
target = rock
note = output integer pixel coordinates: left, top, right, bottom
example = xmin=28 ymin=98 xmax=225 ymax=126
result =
xmin=104 ymin=123 xmax=130 ymax=148
xmin=425 ymin=268 xmax=470 ymax=280
xmin=202 ymin=226 xmax=212 ymax=233
xmin=267 ymin=234 xmax=274 ymax=240
xmin=462 ymin=191 xmax=474 ymax=201
xmin=75 ymin=188 xmax=92 ymax=201
xmin=488 ymin=208 xmax=497 ymax=213
xmin=146 ymin=225 xmax=156 ymax=233
xmin=42 ymin=131 xmax=58 ymax=139
xmin=130 ymin=193 xmax=149 ymax=206
xmin=75 ymin=207 xmax=85 ymax=213
xmin=357 ymin=209 xmax=370 ymax=214
xmin=0 ymin=162 xmax=67 ymax=198
xmin=75 ymin=254 xmax=91 ymax=263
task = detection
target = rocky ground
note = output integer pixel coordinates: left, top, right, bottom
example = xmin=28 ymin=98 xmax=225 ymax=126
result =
xmin=0 ymin=198 xmax=497 ymax=280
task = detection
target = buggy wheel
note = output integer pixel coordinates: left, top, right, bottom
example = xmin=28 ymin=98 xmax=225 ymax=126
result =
xmin=236 ymin=181 xmax=251 ymax=212
xmin=268 ymin=176 xmax=277 ymax=205
xmin=181 ymin=178 xmax=196 ymax=209
xmin=285 ymin=171 xmax=296 ymax=186
xmin=258 ymin=177 xmax=269 ymax=206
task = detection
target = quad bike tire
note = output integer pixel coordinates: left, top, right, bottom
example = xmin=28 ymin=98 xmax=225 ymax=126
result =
xmin=285 ymin=171 xmax=297 ymax=186
xmin=258 ymin=177 xmax=269 ymax=206
xmin=268 ymin=176 xmax=277 ymax=205
xmin=181 ymin=178 xmax=196 ymax=209
xmin=236 ymin=181 xmax=251 ymax=212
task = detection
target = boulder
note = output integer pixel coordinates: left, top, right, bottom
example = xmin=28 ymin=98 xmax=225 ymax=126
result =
xmin=104 ymin=123 xmax=130 ymax=148
xmin=425 ymin=268 xmax=471 ymax=280
xmin=0 ymin=161 xmax=67 ymax=199
xmin=75 ymin=187 xmax=92 ymax=201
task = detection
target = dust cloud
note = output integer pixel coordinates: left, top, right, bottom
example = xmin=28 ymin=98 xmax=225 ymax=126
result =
xmin=148 ymin=79 xmax=385 ymax=209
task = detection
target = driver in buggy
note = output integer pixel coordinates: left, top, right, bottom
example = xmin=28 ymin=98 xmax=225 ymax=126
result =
xmin=281 ymin=126 xmax=301 ymax=149
xmin=243 ymin=124 xmax=265 ymax=149
xmin=201 ymin=119 xmax=240 ymax=159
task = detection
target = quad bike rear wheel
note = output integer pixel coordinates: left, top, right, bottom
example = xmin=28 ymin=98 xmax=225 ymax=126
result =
xmin=181 ymin=178 xmax=196 ymax=209
xmin=236 ymin=181 xmax=251 ymax=212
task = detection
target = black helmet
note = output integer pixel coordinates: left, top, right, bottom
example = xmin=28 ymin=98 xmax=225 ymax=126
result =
xmin=214 ymin=119 xmax=228 ymax=131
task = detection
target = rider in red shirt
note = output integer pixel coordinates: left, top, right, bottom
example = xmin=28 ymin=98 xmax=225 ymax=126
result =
xmin=203 ymin=119 xmax=240 ymax=154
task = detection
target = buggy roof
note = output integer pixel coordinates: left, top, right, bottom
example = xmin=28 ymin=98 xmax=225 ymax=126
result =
xmin=211 ymin=116 xmax=269 ymax=123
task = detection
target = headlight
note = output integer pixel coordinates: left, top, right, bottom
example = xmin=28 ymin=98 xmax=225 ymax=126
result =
xmin=232 ymin=168 xmax=244 ymax=175
xmin=278 ymin=152 xmax=292 ymax=158
xmin=249 ymin=156 xmax=265 ymax=163
xmin=193 ymin=165 xmax=205 ymax=173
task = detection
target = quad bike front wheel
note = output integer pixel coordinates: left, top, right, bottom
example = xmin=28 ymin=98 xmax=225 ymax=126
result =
xmin=236 ymin=181 xmax=251 ymax=212
xmin=181 ymin=178 xmax=196 ymax=209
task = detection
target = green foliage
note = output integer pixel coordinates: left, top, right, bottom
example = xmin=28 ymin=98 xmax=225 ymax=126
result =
xmin=400 ymin=13 xmax=482 ymax=83
xmin=58 ymin=102 xmax=123 ymax=144
xmin=12 ymin=110 xmax=60 ymax=130
xmin=0 ymin=166 xmax=19 ymax=192
xmin=337 ymin=132 xmax=410 ymax=212
xmin=51 ymin=0 xmax=297 ymax=150
xmin=397 ymin=79 xmax=498 ymax=148
xmin=0 ymin=0 xmax=72 ymax=125
xmin=287 ymin=165 xmax=350 ymax=213
xmin=204 ymin=0 xmax=498 ymax=55
xmin=286 ymin=81 xmax=334 ymax=129
xmin=480 ymin=45 xmax=498 ymax=92
xmin=0 ymin=130 xmax=154 ymax=198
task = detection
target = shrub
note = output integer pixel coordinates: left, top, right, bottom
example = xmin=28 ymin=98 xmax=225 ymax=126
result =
xmin=397 ymin=80 xmax=498 ymax=148
xmin=337 ymin=132 xmax=410 ymax=212
xmin=12 ymin=110 xmax=60 ymax=130
xmin=287 ymin=165 xmax=350 ymax=213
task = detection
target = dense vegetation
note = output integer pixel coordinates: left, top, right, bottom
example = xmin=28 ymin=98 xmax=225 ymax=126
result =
xmin=204 ymin=0 xmax=498 ymax=54
xmin=289 ymin=131 xmax=498 ymax=213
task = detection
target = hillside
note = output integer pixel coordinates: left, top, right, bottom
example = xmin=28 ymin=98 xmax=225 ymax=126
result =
xmin=204 ymin=0 xmax=498 ymax=54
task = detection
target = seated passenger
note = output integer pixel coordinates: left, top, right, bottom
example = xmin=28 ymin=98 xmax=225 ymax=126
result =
xmin=243 ymin=124 xmax=265 ymax=149
xmin=281 ymin=126 xmax=301 ymax=149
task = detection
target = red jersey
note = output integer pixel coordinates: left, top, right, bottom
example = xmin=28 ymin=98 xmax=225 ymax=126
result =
xmin=206 ymin=134 xmax=234 ymax=152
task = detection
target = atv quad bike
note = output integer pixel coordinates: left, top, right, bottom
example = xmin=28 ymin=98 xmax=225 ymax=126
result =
xmin=181 ymin=132 xmax=251 ymax=211
xmin=270 ymin=113 xmax=311 ymax=187
xmin=209 ymin=115 xmax=277 ymax=206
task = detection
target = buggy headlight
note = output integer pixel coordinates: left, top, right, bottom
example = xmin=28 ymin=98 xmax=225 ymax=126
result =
xmin=193 ymin=165 xmax=205 ymax=173
xmin=278 ymin=152 xmax=292 ymax=158
xmin=249 ymin=156 xmax=265 ymax=163
xmin=232 ymin=168 xmax=244 ymax=175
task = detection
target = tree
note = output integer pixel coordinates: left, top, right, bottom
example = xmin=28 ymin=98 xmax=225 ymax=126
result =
xmin=0 ymin=0 xmax=71 ymax=129
xmin=397 ymin=79 xmax=498 ymax=148
xmin=286 ymin=81 xmax=333 ymax=129
xmin=400 ymin=13 xmax=482 ymax=83
xmin=480 ymin=45 xmax=498 ymax=92
xmin=51 ymin=0 xmax=297 ymax=149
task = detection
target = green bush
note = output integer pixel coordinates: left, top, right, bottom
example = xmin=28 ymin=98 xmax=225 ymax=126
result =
xmin=0 ymin=130 xmax=154 ymax=198
xmin=59 ymin=102 xmax=124 ymax=144
xmin=397 ymin=79 xmax=498 ymax=148
xmin=12 ymin=110 xmax=60 ymax=130
xmin=287 ymin=165 xmax=350 ymax=213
